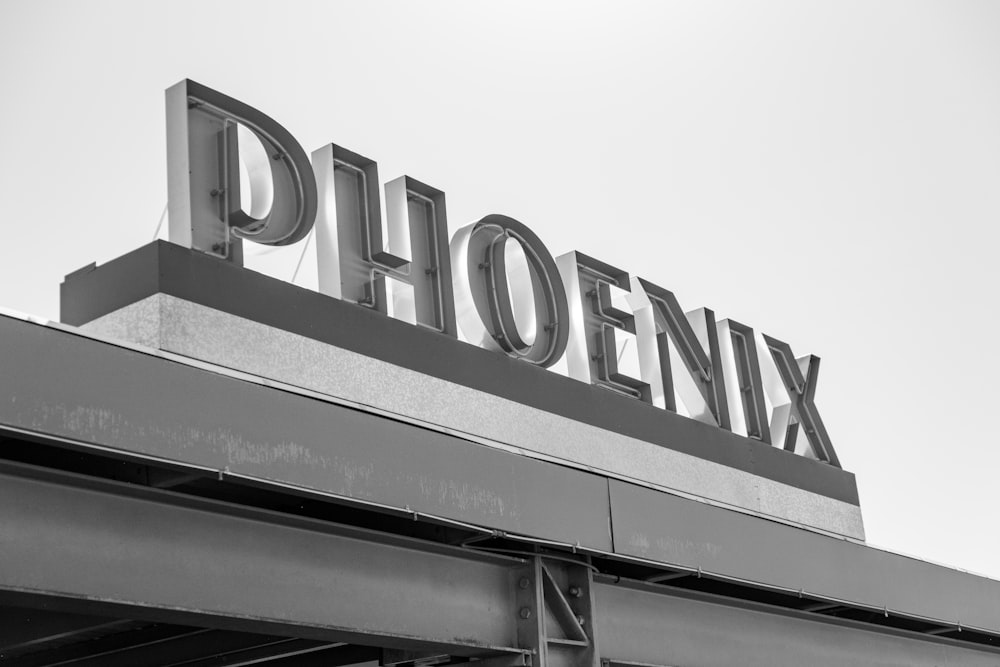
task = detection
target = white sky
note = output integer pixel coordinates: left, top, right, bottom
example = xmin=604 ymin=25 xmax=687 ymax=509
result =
xmin=1 ymin=1 xmax=999 ymax=579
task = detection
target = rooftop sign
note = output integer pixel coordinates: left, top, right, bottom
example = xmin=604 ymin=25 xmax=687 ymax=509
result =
xmin=165 ymin=79 xmax=839 ymax=467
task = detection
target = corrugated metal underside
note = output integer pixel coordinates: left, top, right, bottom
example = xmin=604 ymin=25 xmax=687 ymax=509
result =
xmin=2 ymin=313 xmax=1000 ymax=665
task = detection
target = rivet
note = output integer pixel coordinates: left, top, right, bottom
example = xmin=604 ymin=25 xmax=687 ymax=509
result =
xmin=519 ymin=607 xmax=532 ymax=619
xmin=519 ymin=577 xmax=531 ymax=590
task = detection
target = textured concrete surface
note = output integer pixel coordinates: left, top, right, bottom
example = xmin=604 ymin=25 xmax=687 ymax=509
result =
xmin=82 ymin=294 xmax=161 ymax=349
xmin=82 ymin=294 xmax=866 ymax=540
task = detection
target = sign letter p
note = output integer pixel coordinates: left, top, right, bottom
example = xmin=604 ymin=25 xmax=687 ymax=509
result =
xmin=165 ymin=79 xmax=317 ymax=263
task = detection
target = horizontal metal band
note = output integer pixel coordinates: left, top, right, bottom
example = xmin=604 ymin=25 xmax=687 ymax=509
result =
xmin=595 ymin=580 xmax=1000 ymax=667
xmin=0 ymin=462 xmax=995 ymax=665
xmin=0 ymin=464 xmax=523 ymax=652
xmin=607 ymin=480 xmax=1000 ymax=636
xmin=0 ymin=314 xmax=614 ymax=551
xmin=5 ymin=312 xmax=999 ymax=634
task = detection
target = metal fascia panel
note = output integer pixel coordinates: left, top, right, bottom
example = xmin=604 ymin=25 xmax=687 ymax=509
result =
xmin=607 ymin=479 xmax=1000 ymax=634
xmin=595 ymin=581 xmax=1000 ymax=667
xmin=0 ymin=315 xmax=612 ymax=551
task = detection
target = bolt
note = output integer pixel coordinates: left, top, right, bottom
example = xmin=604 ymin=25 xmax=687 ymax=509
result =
xmin=519 ymin=577 xmax=531 ymax=590
xmin=210 ymin=188 xmax=224 ymax=197
xmin=568 ymin=585 xmax=582 ymax=598
xmin=576 ymin=615 xmax=586 ymax=626
xmin=519 ymin=607 xmax=532 ymax=619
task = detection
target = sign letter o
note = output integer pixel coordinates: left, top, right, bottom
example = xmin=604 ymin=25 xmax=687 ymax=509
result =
xmin=451 ymin=215 xmax=569 ymax=368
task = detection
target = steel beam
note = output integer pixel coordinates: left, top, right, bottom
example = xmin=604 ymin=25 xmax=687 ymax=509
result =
xmin=0 ymin=313 xmax=612 ymax=551
xmin=0 ymin=464 xmax=524 ymax=654
xmin=1 ymin=462 xmax=998 ymax=665
xmin=594 ymin=579 xmax=1000 ymax=667
xmin=608 ymin=479 xmax=1000 ymax=633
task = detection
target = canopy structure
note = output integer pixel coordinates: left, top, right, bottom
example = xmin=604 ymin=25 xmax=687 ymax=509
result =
xmin=1 ymin=242 xmax=998 ymax=666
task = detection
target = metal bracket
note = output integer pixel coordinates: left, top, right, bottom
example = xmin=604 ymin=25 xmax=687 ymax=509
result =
xmin=514 ymin=556 xmax=600 ymax=667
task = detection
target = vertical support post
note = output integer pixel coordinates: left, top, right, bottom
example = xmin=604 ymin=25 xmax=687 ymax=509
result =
xmin=514 ymin=556 xmax=600 ymax=667
xmin=514 ymin=559 xmax=546 ymax=667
